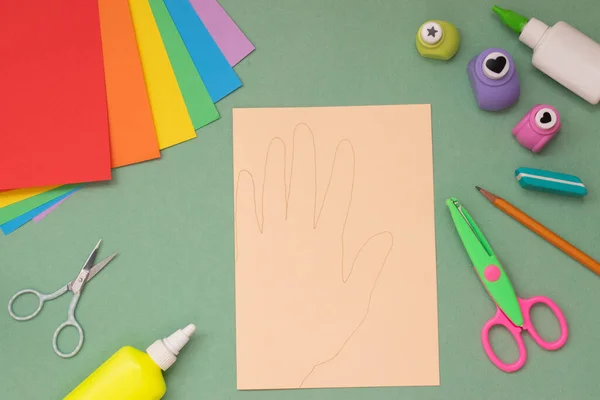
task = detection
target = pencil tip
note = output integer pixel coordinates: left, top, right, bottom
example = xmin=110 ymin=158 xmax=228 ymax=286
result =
xmin=476 ymin=186 xmax=498 ymax=203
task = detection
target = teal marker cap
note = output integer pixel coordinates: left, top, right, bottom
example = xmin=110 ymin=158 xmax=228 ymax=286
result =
xmin=492 ymin=5 xmax=529 ymax=34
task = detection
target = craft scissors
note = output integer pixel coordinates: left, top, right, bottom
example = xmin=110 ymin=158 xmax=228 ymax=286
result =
xmin=8 ymin=240 xmax=117 ymax=358
xmin=446 ymin=198 xmax=568 ymax=372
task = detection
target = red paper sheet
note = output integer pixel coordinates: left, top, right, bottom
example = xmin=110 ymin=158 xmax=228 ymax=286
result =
xmin=0 ymin=1 xmax=111 ymax=190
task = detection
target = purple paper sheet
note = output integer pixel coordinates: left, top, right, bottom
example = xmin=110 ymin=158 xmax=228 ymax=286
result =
xmin=189 ymin=0 xmax=254 ymax=66
xmin=32 ymin=192 xmax=73 ymax=222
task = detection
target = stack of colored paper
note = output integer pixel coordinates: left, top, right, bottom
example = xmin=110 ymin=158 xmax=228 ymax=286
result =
xmin=0 ymin=0 xmax=253 ymax=235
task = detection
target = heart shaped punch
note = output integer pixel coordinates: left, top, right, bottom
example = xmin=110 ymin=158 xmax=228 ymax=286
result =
xmin=485 ymin=56 xmax=507 ymax=74
xmin=540 ymin=112 xmax=552 ymax=123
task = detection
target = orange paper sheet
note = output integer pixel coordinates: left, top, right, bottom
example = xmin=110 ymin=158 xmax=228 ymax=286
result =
xmin=234 ymin=105 xmax=439 ymax=389
xmin=99 ymin=0 xmax=160 ymax=168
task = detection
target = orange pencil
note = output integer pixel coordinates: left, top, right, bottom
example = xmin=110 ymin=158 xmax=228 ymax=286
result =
xmin=476 ymin=186 xmax=600 ymax=276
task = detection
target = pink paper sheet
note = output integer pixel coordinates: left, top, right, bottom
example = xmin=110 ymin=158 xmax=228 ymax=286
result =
xmin=189 ymin=0 xmax=254 ymax=66
xmin=33 ymin=193 xmax=73 ymax=222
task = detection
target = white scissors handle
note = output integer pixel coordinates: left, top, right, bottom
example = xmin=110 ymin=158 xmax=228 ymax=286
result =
xmin=52 ymin=292 xmax=84 ymax=358
xmin=7 ymin=285 xmax=83 ymax=358
xmin=8 ymin=285 xmax=68 ymax=321
xmin=7 ymin=241 xmax=117 ymax=359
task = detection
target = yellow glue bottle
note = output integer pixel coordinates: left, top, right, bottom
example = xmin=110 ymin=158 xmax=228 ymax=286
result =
xmin=64 ymin=324 xmax=196 ymax=400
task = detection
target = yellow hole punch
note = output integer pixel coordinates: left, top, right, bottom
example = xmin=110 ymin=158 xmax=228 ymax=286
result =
xmin=416 ymin=20 xmax=460 ymax=60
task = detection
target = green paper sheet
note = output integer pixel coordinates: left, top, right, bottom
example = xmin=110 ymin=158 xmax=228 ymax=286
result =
xmin=0 ymin=185 xmax=79 ymax=225
xmin=149 ymin=0 xmax=220 ymax=129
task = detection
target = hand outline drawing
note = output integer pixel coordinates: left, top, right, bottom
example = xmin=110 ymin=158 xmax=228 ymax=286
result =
xmin=235 ymin=124 xmax=394 ymax=388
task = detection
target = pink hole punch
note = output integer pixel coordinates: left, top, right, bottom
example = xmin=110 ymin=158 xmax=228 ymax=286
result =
xmin=512 ymin=104 xmax=561 ymax=153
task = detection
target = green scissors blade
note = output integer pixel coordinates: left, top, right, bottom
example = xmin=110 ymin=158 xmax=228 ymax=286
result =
xmin=446 ymin=198 xmax=523 ymax=327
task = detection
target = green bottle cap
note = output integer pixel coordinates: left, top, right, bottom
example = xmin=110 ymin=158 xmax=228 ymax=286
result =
xmin=492 ymin=5 xmax=529 ymax=34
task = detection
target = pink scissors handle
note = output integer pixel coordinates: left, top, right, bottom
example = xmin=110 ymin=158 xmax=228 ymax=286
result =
xmin=481 ymin=297 xmax=568 ymax=373
xmin=481 ymin=307 xmax=527 ymax=373
xmin=519 ymin=296 xmax=568 ymax=351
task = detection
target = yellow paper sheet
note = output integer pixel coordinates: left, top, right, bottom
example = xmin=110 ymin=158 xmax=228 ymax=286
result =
xmin=0 ymin=186 xmax=58 ymax=208
xmin=129 ymin=0 xmax=196 ymax=149
xmin=234 ymin=105 xmax=439 ymax=390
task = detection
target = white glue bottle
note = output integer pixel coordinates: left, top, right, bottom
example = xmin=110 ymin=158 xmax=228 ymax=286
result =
xmin=493 ymin=6 xmax=600 ymax=104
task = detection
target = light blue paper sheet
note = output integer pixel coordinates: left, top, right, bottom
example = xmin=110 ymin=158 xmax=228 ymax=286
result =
xmin=163 ymin=0 xmax=242 ymax=102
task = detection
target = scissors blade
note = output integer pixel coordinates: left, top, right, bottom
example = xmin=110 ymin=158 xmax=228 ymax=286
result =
xmin=446 ymin=198 xmax=494 ymax=263
xmin=82 ymin=239 xmax=102 ymax=272
xmin=446 ymin=198 xmax=524 ymax=327
xmin=67 ymin=253 xmax=117 ymax=291
xmin=86 ymin=252 xmax=117 ymax=283
xmin=70 ymin=240 xmax=102 ymax=293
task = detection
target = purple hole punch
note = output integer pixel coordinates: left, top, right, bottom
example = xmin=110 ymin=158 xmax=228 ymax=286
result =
xmin=467 ymin=48 xmax=520 ymax=111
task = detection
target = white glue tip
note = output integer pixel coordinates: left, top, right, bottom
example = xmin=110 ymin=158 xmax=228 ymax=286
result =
xmin=147 ymin=324 xmax=197 ymax=371
xmin=183 ymin=324 xmax=196 ymax=337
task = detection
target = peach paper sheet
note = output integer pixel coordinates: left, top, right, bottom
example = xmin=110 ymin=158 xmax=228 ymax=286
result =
xmin=233 ymin=105 xmax=439 ymax=390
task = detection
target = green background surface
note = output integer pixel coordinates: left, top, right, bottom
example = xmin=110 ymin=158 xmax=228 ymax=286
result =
xmin=1 ymin=1 xmax=599 ymax=399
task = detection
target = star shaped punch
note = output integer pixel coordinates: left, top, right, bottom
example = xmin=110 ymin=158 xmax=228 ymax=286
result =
xmin=419 ymin=21 xmax=444 ymax=46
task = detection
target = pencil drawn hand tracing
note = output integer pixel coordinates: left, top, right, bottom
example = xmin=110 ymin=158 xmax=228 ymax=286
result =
xmin=235 ymin=124 xmax=393 ymax=388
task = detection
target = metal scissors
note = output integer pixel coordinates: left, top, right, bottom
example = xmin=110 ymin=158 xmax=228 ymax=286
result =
xmin=8 ymin=240 xmax=117 ymax=358
xmin=446 ymin=198 xmax=568 ymax=372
